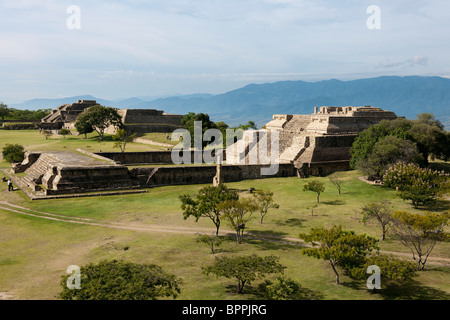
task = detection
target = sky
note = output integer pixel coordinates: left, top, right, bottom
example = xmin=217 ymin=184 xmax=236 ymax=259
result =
xmin=0 ymin=0 xmax=449 ymax=103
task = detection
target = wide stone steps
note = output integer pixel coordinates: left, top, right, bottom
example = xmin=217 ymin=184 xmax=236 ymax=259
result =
xmin=280 ymin=136 xmax=306 ymax=162
xmin=24 ymin=154 xmax=56 ymax=184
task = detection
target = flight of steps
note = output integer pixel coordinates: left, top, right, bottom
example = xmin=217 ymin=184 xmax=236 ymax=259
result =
xmin=279 ymin=136 xmax=308 ymax=163
xmin=22 ymin=153 xmax=56 ymax=190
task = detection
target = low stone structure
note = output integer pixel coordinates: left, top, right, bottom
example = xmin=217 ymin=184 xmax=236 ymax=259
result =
xmin=105 ymin=109 xmax=183 ymax=134
xmin=39 ymin=100 xmax=183 ymax=134
xmin=12 ymin=151 xmax=139 ymax=196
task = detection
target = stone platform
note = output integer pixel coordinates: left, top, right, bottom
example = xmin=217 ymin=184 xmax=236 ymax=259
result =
xmin=10 ymin=151 xmax=141 ymax=198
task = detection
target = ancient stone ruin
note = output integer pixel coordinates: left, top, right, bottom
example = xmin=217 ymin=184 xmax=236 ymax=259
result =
xmin=39 ymin=100 xmax=183 ymax=133
xmin=9 ymin=105 xmax=399 ymax=199
xmin=227 ymin=106 xmax=397 ymax=177
xmin=40 ymin=100 xmax=97 ymax=130
xmin=10 ymin=151 xmax=139 ymax=198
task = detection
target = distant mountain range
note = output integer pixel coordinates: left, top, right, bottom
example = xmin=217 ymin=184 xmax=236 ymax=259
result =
xmin=9 ymin=76 xmax=450 ymax=129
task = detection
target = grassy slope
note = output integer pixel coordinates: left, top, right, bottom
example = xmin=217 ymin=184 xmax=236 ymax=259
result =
xmin=0 ymin=130 xmax=449 ymax=300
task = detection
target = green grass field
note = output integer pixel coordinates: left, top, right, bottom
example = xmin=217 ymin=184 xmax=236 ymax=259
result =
xmin=0 ymin=129 xmax=449 ymax=300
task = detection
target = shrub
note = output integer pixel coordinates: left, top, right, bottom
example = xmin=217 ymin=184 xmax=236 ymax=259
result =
xmin=2 ymin=144 xmax=25 ymax=163
xmin=59 ymin=259 xmax=181 ymax=300
xmin=383 ymin=162 xmax=447 ymax=207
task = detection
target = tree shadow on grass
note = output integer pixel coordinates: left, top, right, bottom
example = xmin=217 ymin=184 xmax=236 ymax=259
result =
xmin=377 ymin=280 xmax=450 ymax=300
xmin=275 ymin=218 xmax=306 ymax=228
xmin=321 ymin=199 xmax=346 ymax=206
xmin=415 ymin=199 xmax=450 ymax=212
xmin=340 ymin=275 xmax=450 ymax=300
xmin=225 ymin=283 xmax=325 ymax=300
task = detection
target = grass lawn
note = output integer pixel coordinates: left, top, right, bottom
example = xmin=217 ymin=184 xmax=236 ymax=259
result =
xmin=0 ymin=129 xmax=449 ymax=300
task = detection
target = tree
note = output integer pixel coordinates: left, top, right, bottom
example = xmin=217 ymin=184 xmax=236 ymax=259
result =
xmin=237 ymin=121 xmax=258 ymax=131
xmin=179 ymin=184 xmax=239 ymax=236
xmin=42 ymin=130 xmax=52 ymax=140
xmin=383 ymin=162 xmax=446 ymax=208
xmin=328 ymin=172 xmax=344 ymax=195
xmin=217 ymin=198 xmax=259 ymax=243
xmin=390 ymin=211 xmax=449 ymax=270
xmin=303 ymin=180 xmax=325 ymax=203
xmin=0 ymin=102 xmax=9 ymax=123
xmin=252 ymin=190 xmax=280 ymax=223
xmin=2 ymin=144 xmax=25 ymax=163
xmin=59 ymin=259 xmax=181 ymax=300
xmin=346 ymin=253 xmax=417 ymax=289
xmin=360 ymin=200 xmax=394 ymax=240
xmin=113 ymin=128 xmax=136 ymax=153
xmin=58 ymin=128 xmax=71 ymax=139
xmin=261 ymin=276 xmax=306 ymax=300
xmin=299 ymin=225 xmax=379 ymax=284
xmin=74 ymin=111 xmax=94 ymax=138
xmin=357 ymin=135 xmax=422 ymax=180
xmin=203 ymin=254 xmax=286 ymax=294
xmin=195 ymin=233 xmax=222 ymax=254
xmin=76 ymin=105 xmax=122 ymax=141
xmin=181 ymin=112 xmax=219 ymax=149
xmin=350 ymin=114 xmax=449 ymax=172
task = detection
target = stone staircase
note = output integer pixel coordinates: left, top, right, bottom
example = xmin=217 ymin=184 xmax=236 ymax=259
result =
xmin=280 ymin=136 xmax=307 ymax=163
xmin=22 ymin=153 xmax=56 ymax=190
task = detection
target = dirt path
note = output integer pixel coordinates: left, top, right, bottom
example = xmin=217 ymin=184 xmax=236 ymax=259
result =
xmin=1 ymin=201 xmax=449 ymax=267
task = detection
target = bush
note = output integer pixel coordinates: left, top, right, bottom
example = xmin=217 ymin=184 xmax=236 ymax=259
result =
xmin=383 ymin=162 xmax=447 ymax=207
xmin=59 ymin=259 xmax=181 ymax=300
xmin=2 ymin=144 xmax=25 ymax=163
xmin=3 ymin=122 xmax=38 ymax=130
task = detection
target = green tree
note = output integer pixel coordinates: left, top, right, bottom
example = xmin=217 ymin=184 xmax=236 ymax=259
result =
xmin=346 ymin=253 xmax=417 ymax=289
xmin=350 ymin=114 xmax=449 ymax=171
xmin=74 ymin=111 xmax=94 ymax=138
xmin=391 ymin=211 xmax=449 ymax=270
xmin=113 ymin=128 xmax=136 ymax=153
xmin=357 ymin=135 xmax=422 ymax=180
xmin=260 ymin=276 xmax=321 ymax=300
xmin=179 ymin=184 xmax=239 ymax=236
xmin=383 ymin=162 xmax=446 ymax=207
xmin=58 ymin=128 xmax=71 ymax=139
xmin=360 ymin=200 xmax=394 ymax=240
xmin=181 ymin=112 xmax=219 ymax=149
xmin=252 ymin=190 xmax=280 ymax=223
xmin=76 ymin=105 xmax=122 ymax=141
xmin=59 ymin=260 xmax=181 ymax=300
xmin=237 ymin=120 xmax=258 ymax=131
xmin=195 ymin=233 xmax=223 ymax=254
xmin=328 ymin=172 xmax=344 ymax=195
xmin=0 ymin=102 xmax=9 ymax=122
xmin=217 ymin=198 xmax=259 ymax=243
xmin=42 ymin=130 xmax=52 ymax=140
xmin=303 ymin=180 xmax=325 ymax=203
xmin=299 ymin=225 xmax=379 ymax=284
xmin=2 ymin=144 xmax=25 ymax=163
xmin=203 ymin=254 xmax=286 ymax=294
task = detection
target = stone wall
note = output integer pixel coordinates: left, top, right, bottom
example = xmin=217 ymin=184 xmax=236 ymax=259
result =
xmin=96 ymin=151 xmax=222 ymax=165
xmin=130 ymin=163 xmax=297 ymax=188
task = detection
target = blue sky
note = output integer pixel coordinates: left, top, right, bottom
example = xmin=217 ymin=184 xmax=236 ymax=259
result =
xmin=0 ymin=0 xmax=449 ymax=103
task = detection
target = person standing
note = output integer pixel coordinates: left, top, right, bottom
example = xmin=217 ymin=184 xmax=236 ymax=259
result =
xmin=7 ymin=179 xmax=12 ymax=192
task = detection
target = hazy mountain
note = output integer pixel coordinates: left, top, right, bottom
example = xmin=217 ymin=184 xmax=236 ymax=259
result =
xmin=9 ymin=76 xmax=450 ymax=129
